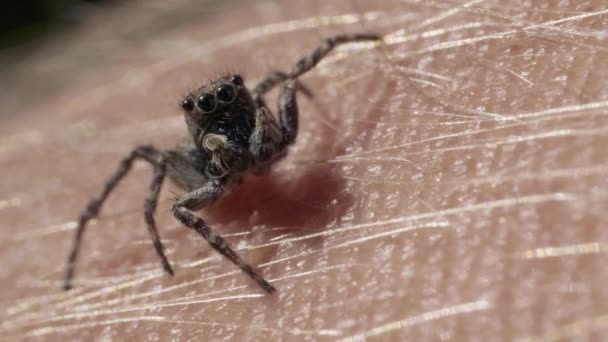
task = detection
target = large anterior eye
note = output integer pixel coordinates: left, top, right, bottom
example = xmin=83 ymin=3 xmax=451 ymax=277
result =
xmin=197 ymin=93 xmax=216 ymax=113
xmin=216 ymin=83 xmax=236 ymax=103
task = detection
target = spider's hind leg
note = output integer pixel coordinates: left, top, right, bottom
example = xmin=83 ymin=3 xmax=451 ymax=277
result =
xmin=64 ymin=145 xmax=173 ymax=290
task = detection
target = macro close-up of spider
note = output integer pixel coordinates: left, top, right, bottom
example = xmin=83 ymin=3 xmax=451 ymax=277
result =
xmin=63 ymin=33 xmax=381 ymax=294
xmin=2 ymin=0 xmax=607 ymax=340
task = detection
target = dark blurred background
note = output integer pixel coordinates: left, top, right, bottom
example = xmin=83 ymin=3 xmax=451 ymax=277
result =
xmin=0 ymin=0 xmax=234 ymax=119
xmin=1 ymin=1 xmax=124 ymax=119
xmin=1 ymin=1 xmax=116 ymax=50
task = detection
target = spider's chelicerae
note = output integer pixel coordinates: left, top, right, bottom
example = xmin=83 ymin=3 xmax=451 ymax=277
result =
xmin=64 ymin=33 xmax=381 ymax=294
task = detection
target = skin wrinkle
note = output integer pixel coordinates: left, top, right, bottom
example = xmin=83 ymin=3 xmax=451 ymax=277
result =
xmin=0 ymin=0 xmax=607 ymax=340
xmin=339 ymin=298 xmax=493 ymax=341
xmin=333 ymin=106 xmax=608 ymax=160
xmin=476 ymin=56 xmax=536 ymax=86
xmin=393 ymin=127 xmax=608 ymax=157
xmin=518 ymin=242 xmax=607 ymax=259
xmin=134 ymin=264 xmax=361 ymax=310
xmin=22 ymin=317 xmax=342 ymax=339
xmin=5 ymin=264 xmax=359 ymax=332
xmin=6 ymin=294 xmax=268 ymax=331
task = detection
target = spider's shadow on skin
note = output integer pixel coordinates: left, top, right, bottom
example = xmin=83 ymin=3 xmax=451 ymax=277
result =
xmin=208 ymin=164 xmax=352 ymax=232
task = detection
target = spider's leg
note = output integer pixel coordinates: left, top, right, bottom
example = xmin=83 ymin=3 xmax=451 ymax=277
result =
xmin=171 ymin=180 xmax=276 ymax=294
xmin=288 ymin=33 xmax=381 ymax=79
xmin=271 ymin=33 xmax=381 ymax=148
xmin=249 ymin=103 xmax=284 ymax=163
xmin=251 ymin=34 xmax=380 ymax=150
xmin=249 ymin=79 xmax=302 ymax=160
xmin=252 ymin=70 xmax=313 ymax=100
xmin=143 ymin=156 xmax=174 ymax=277
xmin=63 ymin=145 xmax=173 ymax=290
xmin=278 ymin=79 xmax=298 ymax=146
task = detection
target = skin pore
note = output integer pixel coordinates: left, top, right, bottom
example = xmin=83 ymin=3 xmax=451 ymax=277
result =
xmin=0 ymin=0 xmax=606 ymax=340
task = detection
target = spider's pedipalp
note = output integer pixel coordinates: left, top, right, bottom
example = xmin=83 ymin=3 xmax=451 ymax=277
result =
xmin=249 ymin=104 xmax=283 ymax=163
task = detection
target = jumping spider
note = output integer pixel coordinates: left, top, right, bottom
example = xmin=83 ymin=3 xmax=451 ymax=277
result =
xmin=64 ymin=33 xmax=381 ymax=294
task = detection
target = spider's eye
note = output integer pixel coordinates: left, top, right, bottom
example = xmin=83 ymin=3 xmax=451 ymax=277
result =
xmin=216 ymin=83 xmax=236 ymax=103
xmin=230 ymin=75 xmax=243 ymax=86
xmin=197 ymin=93 xmax=216 ymax=113
xmin=181 ymin=98 xmax=194 ymax=112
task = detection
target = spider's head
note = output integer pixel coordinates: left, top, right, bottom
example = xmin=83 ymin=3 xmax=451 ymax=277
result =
xmin=180 ymin=74 xmax=256 ymax=153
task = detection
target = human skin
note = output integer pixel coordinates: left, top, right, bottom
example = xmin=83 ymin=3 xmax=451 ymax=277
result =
xmin=0 ymin=0 xmax=607 ymax=340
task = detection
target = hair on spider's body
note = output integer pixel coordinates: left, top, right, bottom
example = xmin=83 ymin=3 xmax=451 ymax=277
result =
xmin=64 ymin=32 xmax=381 ymax=294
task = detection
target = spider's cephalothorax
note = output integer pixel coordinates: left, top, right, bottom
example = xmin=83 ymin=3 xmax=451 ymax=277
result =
xmin=178 ymin=74 xmax=282 ymax=181
xmin=64 ymin=33 xmax=381 ymax=294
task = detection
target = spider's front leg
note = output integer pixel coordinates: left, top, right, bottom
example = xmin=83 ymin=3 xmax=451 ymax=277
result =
xmin=252 ymin=71 xmax=313 ymax=100
xmin=171 ymin=180 xmax=276 ymax=294
xmin=250 ymin=33 xmax=381 ymax=153
xmin=288 ymin=33 xmax=381 ymax=79
xmin=276 ymin=34 xmax=381 ymax=145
